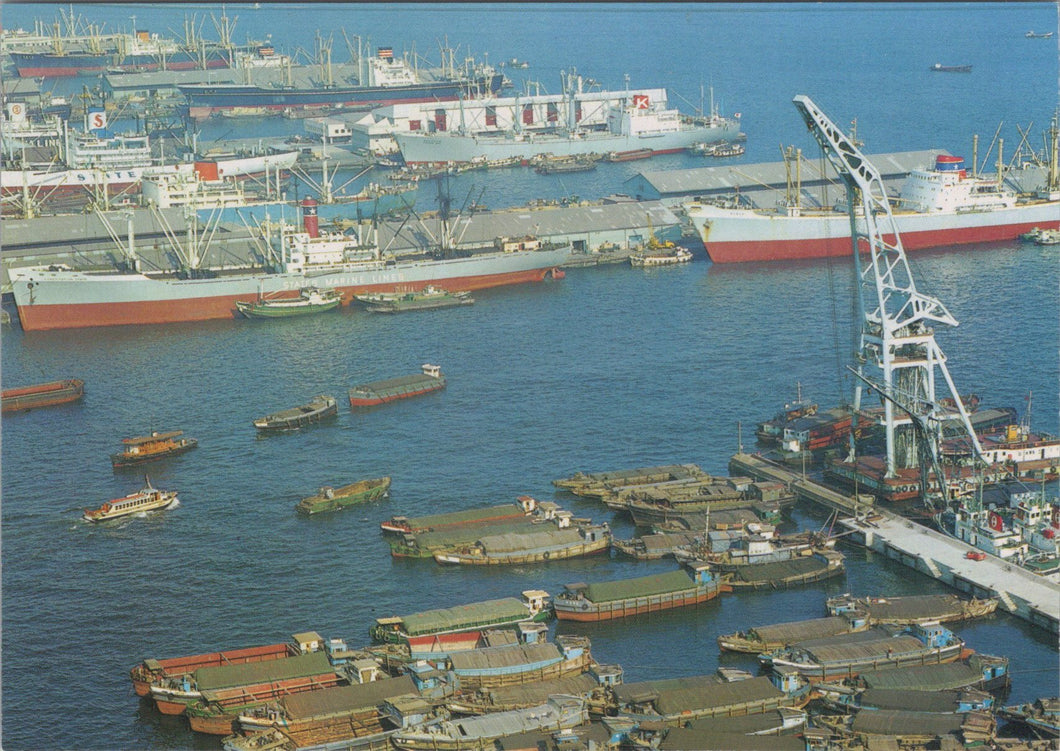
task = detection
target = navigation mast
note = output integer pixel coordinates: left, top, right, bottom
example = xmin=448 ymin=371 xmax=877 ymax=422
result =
xmin=790 ymin=95 xmax=984 ymax=496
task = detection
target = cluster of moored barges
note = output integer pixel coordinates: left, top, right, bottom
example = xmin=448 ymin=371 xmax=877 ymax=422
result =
xmin=118 ymin=454 xmax=1052 ymax=749
xmin=125 ymin=577 xmax=1053 ymax=751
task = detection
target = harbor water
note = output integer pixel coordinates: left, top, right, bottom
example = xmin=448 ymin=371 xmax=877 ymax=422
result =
xmin=2 ymin=3 xmax=1059 ymax=749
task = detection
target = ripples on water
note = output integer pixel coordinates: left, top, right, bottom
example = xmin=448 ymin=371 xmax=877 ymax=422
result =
xmin=3 ymin=245 xmax=1057 ymax=749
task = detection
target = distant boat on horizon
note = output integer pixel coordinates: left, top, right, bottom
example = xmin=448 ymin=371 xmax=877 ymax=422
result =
xmin=930 ymin=63 xmax=972 ymax=73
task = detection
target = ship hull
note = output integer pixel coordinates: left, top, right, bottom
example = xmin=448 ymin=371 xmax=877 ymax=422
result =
xmin=11 ymin=50 xmax=231 ymax=78
xmin=11 ymin=247 xmax=571 ymax=331
xmin=395 ymin=121 xmax=741 ymax=164
xmin=687 ymin=201 xmax=1060 ymax=263
xmin=180 ymin=75 xmax=505 ymax=121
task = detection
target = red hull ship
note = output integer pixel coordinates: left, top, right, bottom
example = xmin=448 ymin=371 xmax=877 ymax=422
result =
xmin=1 ymin=379 xmax=84 ymax=413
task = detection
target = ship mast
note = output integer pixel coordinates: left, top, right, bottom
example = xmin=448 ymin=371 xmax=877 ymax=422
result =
xmin=791 ymin=95 xmax=984 ymax=500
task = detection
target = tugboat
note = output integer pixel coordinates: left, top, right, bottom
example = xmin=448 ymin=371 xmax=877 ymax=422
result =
xmin=253 ymin=395 xmax=338 ymax=431
xmin=235 ymin=287 xmax=342 ymax=319
xmin=111 ymin=430 xmax=198 ymax=469
xmin=83 ymin=477 xmax=179 ymax=522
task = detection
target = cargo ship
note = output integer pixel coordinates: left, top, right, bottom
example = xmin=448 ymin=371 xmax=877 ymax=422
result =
xmin=178 ymin=49 xmax=504 ymax=121
xmin=10 ymin=198 xmax=571 ymax=331
xmin=395 ymin=88 xmax=741 ymax=164
xmin=1 ymin=378 xmax=84 ymax=412
xmin=553 ymin=565 xmax=729 ymax=622
xmin=8 ymin=31 xmax=233 ymax=77
xmin=1 ymin=150 xmax=299 ymax=203
xmin=686 ymin=149 xmax=1060 ymax=264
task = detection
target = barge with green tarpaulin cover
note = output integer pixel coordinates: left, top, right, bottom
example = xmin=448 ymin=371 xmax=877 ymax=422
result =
xmin=553 ymin=565 xmax=730 ymax=622
xmin=370 ymin=590 xmax=551 ymax=657
xmin=295 ymin=476 xmax=391 ymax=515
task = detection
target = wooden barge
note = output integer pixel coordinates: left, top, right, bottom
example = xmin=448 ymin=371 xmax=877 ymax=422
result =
xmin=722 ymin=549 xmax=846 ymax=590
xmin=718 ymin=615 xmax=868 ymax=654
xmin=370 ymin=590 xmax=551 ymax=649
xmin=390 ymin=696 xmax=588 ymax=750
xmin=253 ymin=395 xmax=337 ymax=431
xmin=826 ymin=592 xmax=999 ymax=625
xmin=446 ymin=636 xmax=592 ymax=691
xmin=613 ymin=674 xmax=806 ymax=727
xmin=552 ymin=464 xmax=708 ymax=499
xmin=446 ymin=673 xmax=601 ymax=714
xmin=150 ymin=649 xmax=340 ymax=718
xmin=348 ymin=364 xmax=445 ymax=408
xmin=760 ymin=623 xmax=969 ymax=682
xmin=130 ymin=642 xmax=297 ymax=697
xmin=231 ymin=676 xmax=417 ymax=746
xmin=1 ymin=378 xmax=84 ymax=413
xmin=111 ymin=430 xmax=198 ymax=468
xmin=433 ymin=521 xmax=611 ymax=565
xmin=851 ymin=653 xmax=1010 ymax=693
xmin=380 ymin=496 xmax=537 ymax=535
xmin=355 ymin=285 xmax=474 ymax=313
xmin=295 ymin=476 xmax=391 ymax=515
xmin=553 ymin=565 xmax=729 ymax=622
xmin=611 ymin=531 xmax=697 ymax=559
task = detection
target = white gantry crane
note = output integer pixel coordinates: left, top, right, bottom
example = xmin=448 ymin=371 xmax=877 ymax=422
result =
xmin=791 ymin=95 xmax=984 ymax=503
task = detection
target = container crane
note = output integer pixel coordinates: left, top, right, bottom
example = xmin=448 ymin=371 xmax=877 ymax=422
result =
xmin=790 ymin=95 xmax=984 ymax=499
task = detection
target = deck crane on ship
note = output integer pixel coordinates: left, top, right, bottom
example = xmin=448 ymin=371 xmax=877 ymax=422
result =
xmin=790 ymin=95 xmax=987 ymax=507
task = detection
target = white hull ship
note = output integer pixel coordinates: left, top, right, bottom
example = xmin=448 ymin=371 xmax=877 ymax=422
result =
xmin=10 ymin=197 xmax=570 ymax=331
xmin=685 ymin=150 xmax=1060 ymax=263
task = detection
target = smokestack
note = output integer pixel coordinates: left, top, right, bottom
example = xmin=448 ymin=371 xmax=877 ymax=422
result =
xmin=301 ymin=197 xmax=319 ymax=238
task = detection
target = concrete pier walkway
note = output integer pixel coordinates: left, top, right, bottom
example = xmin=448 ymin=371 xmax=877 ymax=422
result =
xmin=729 ymin=452 xmax=1060 ymax=634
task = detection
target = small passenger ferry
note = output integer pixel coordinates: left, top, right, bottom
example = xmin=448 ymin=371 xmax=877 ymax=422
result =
xmin=83 ymin=477 xmax=179 ymax=522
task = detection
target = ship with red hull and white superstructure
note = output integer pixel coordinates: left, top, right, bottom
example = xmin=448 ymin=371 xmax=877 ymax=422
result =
xmin=9 ymin=198 xmax=571 ymax=331
xmin=685 ymin=128 xmax=1060 ymax=264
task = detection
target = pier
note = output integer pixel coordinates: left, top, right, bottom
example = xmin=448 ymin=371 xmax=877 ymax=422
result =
xmin=729 ymin=452 xmax=874 ymax=516
xmin=840 ymin=512 xmax=1060 ymax=634
xmin=728 ymin=453 xmax=1060 ymax=634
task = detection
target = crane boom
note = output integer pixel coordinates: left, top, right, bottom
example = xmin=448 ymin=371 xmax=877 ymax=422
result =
xmin=791 ymin=95 xmax=984 ymax=489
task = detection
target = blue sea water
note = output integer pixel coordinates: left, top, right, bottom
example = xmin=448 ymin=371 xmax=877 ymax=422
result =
xmin=1 ymin=3 xmax=1058 ymax=750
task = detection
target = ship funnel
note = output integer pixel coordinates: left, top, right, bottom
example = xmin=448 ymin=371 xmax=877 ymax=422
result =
xmin=301 ymin=197 xmax=319 ymax=238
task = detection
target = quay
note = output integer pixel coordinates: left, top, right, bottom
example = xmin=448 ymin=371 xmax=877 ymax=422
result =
xmin=839 ymin=512 xmax=1060 ymax=635
xmin=729 ymin=453 xmax=1060 ymax=634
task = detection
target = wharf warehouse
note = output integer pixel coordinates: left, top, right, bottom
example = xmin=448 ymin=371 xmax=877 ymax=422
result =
xmin=0 ymin=199 xmax=681 ymax=290
xmin=625 ymin=150 xmax=948 ymax=206
xmin=626 ymin=151 xmax=1054 ymax=209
